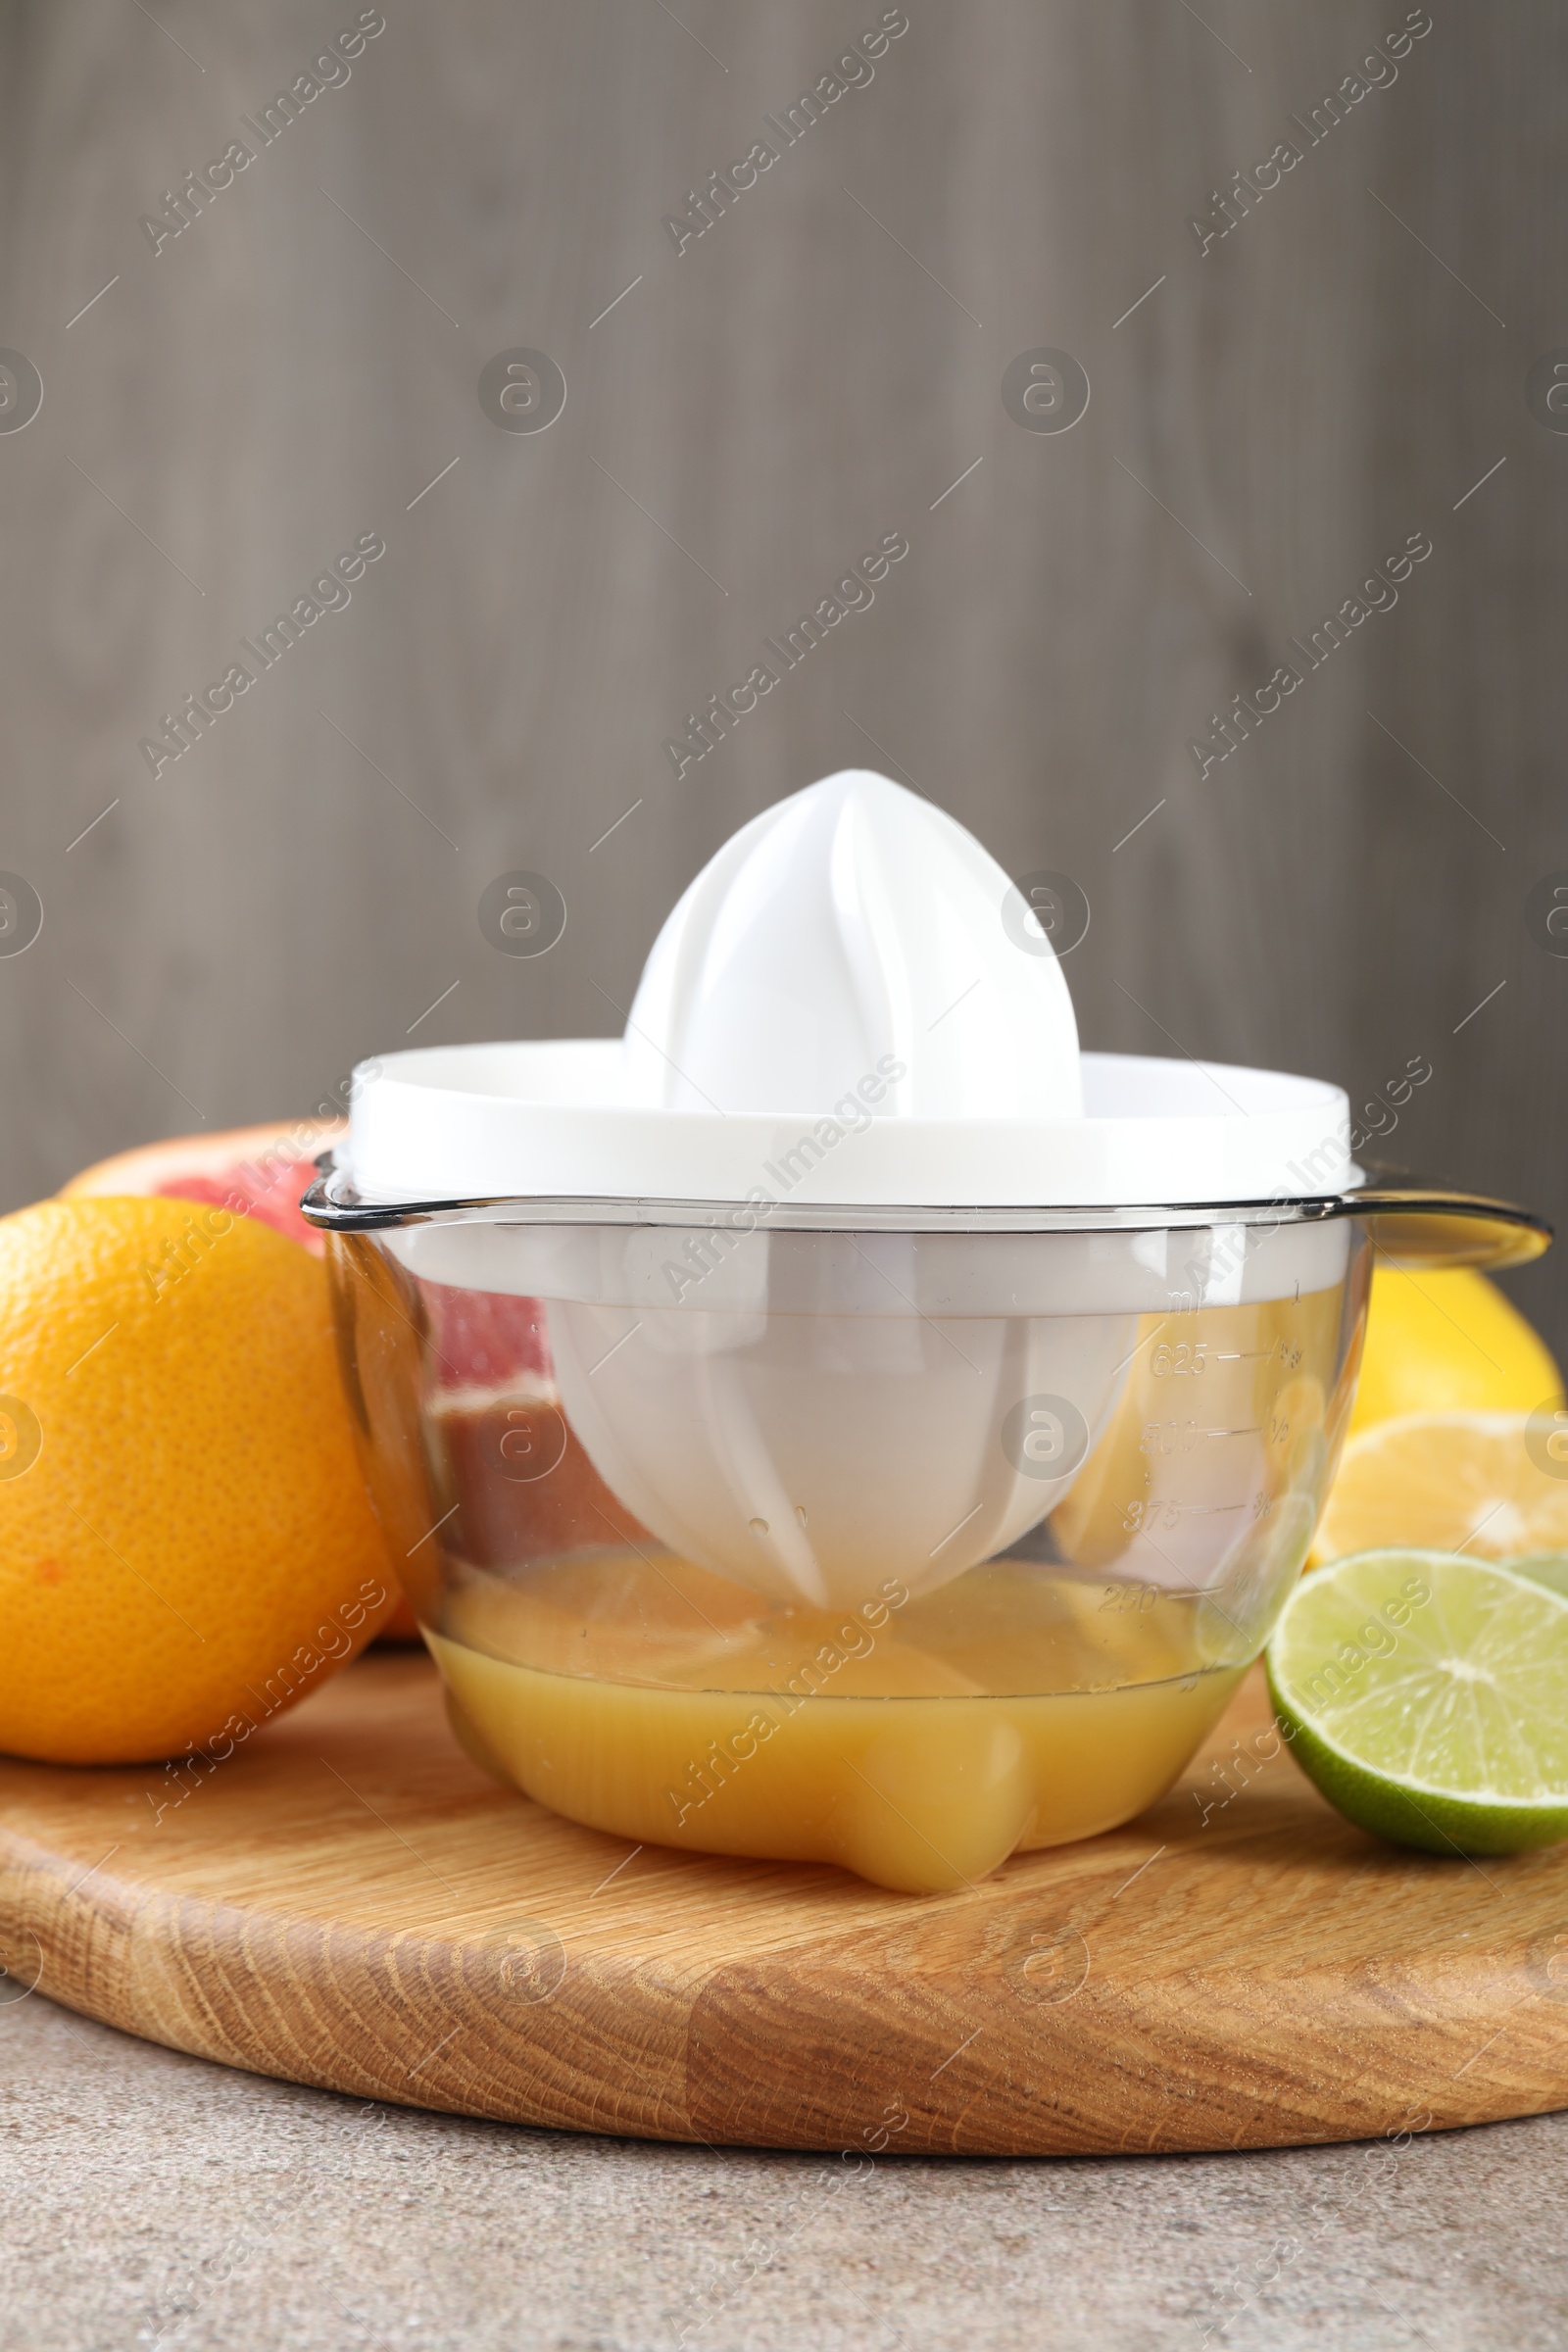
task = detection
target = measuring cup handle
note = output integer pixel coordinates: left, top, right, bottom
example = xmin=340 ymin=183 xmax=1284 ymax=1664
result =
xmin=1338 ymin=1166 xmax=1552 ymax=1270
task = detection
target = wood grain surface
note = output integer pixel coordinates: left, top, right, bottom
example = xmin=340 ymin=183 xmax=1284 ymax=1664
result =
xmin=0 ymin=2 xmax=1564 ymax=1354
xmin=2 ymin=1650 xmax=1566 ymax=2155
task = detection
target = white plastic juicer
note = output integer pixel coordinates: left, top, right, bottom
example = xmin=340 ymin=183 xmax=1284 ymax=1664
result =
xmin=307 ymin=771 xmax=1546 ymax=1891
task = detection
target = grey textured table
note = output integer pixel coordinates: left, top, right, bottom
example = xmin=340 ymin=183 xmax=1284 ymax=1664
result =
xmin=4 ymin=1989 xmax=1565 ymax=2350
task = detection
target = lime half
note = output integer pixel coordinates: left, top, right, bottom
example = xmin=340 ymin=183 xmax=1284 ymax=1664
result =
xmin=1266 ymin=1548 xmax=1568 ymax=1856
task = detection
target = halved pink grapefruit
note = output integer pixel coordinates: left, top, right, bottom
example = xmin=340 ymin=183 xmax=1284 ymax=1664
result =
xmin=62 ymin=1120 xmax=338 ymax=1254
xmin=59 ymin=1120 xmax=430 ymax=1639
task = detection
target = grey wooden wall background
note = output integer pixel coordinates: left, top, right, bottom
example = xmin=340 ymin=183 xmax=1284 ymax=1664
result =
xmin=1 ymin=0 xmax=1564 ymax=1347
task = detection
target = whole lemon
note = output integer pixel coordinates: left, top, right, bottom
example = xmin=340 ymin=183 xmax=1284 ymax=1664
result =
xmin=0 ymin=1196 xmax=394 ymax=1763
xmin=1348 ymin=1264 xmax=1562 ymax=1439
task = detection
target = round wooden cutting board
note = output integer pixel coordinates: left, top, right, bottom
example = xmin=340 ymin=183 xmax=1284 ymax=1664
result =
xmin=2 ymin=1652 xmax=1566 ymax=2155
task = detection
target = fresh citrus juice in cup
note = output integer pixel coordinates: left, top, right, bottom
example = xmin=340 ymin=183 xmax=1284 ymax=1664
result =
xmin=428 ymin=1544 xmax=1244 ymax=1893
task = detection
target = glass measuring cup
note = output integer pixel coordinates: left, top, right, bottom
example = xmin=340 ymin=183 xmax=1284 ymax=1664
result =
xmin=307 ymin=1168 xmax=1547 ymax=1893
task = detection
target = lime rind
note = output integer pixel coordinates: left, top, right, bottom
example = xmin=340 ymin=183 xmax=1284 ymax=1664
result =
xmin=1266 ymin=1677 xmax=1568 ymax=1856
xmin=1266 ymin=1547 xmax=1568 ymax=1857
